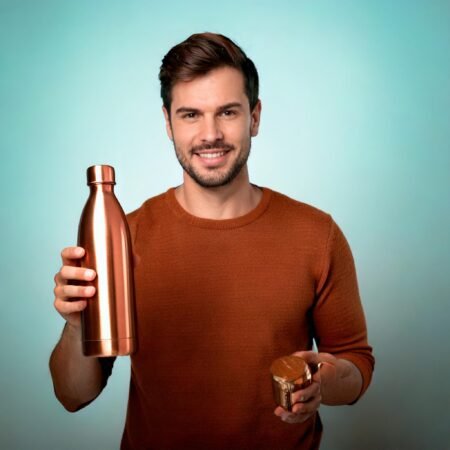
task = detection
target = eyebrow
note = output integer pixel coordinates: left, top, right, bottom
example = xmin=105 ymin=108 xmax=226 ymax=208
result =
xmin=174 ymin=102 xmax=243 ymax=115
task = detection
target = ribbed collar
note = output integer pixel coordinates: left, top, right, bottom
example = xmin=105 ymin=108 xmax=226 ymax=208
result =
xmin=164 ymin=185 xmax=272 ymax=230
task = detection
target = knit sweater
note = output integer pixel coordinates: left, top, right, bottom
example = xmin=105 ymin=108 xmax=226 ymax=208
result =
xmin=102 ymin=186 xmax=374 ymax=450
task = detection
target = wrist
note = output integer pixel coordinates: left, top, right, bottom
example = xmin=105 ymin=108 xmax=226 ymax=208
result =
xmin=64 ymin=322 xmax=82 ymax=340
xmin=320 ymin=357 xmax=362 ymax=405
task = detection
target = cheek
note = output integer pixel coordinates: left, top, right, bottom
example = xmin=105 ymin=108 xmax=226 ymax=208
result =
xmin=172 ymin=125 xmax=196 ymax=148
xmin=226 ymin=121 xmax=251 ymax=143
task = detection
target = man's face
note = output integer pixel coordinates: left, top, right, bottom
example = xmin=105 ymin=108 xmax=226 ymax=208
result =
xmin=163 ymin=66 xmax=261 ymax=188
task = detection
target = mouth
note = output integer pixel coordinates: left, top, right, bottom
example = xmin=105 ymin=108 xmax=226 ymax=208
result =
xmin=193 ymin=149 xmax=232 ymax=166
xmin=195 ymin=150 xmax=230 ymax=159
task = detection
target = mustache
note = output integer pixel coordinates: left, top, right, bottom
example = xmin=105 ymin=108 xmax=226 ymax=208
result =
xmin=191 ymin=141 xmax=235 ymax=153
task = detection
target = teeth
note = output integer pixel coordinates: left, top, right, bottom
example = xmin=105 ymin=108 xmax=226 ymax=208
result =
xmin=198 ymin=151 xmax=225 ymax=159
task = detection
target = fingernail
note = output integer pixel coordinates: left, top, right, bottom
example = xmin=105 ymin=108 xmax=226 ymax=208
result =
xmin=75 ymin=247 xmax=84 ymax=256
xmin=85 ymin=269 xmax=95 ymax=279
xmin=85 ymin=286 xmax=95 ymax=295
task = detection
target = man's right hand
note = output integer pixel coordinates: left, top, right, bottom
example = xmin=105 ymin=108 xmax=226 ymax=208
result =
xmin=53 ymin=246 xmax=96 ymax=328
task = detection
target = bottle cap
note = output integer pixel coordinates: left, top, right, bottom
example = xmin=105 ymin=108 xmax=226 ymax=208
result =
xmin=87 ymin=165 xmax=116 ymax=185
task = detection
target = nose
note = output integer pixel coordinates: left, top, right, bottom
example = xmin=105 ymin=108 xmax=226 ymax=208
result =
xmin=199 ymin=115 xmax=224 ymax=143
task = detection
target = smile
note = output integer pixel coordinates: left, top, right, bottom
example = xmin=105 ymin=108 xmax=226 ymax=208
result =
xmin=196 ymin=151 xmax=228 ymax=159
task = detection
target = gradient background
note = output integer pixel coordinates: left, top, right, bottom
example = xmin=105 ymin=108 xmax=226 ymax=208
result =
xmin=1 ymin=1 xmax=449 ymax=449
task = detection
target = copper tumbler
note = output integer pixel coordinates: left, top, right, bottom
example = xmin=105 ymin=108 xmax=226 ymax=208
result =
xmin=78 ymin=165 xmax=136 ymax=357
xmin=270 ymin=355 xmax=313 ymax=411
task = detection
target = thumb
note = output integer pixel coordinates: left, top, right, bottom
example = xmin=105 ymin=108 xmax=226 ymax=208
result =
xmin=292 ymin=351 xmax=337 ymax=382
xmin=292 ymin=350 xmax=320 ymax=366
xmin=291 ymin=351 xmax=322 ymax=379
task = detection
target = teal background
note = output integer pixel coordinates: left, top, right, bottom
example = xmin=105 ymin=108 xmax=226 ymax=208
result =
xmin=1 ymin=1 xmax=449 ymax=449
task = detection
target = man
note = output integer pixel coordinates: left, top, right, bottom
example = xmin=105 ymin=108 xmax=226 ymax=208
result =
xmin=50 ymin=32 xmax=374 ymax=449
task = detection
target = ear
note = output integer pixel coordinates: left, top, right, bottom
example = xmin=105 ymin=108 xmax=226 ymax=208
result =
xmin=162 ymin=106 xmax=173 ymax=141
xmin=250 ymin=99 xmax=262 ymax=137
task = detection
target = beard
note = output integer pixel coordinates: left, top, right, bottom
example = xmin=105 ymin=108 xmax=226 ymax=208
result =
xmin=173 ymin=137 xmax=252 ymax=188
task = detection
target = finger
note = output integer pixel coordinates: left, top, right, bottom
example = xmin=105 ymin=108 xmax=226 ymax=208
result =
xmin=282 ymin=411 xmax=315 ymax=424
xmin=54 ymin=271 xmax=63 ymax=285
xmin=55 ymin=284 xmax=96 ymax=300
xmin=292 ymin=393 xmax=321 ymax=415
xmin=61 ymin=246 xmax=85 ymax=265
xmin=274 ymin=406 xmax=314 ymax=424
xmin=291 ymin=381 xmax=321 ymax=404
xmin=54 ymin=298 xmax=87 ymax=315
xmin=291 ymin=382 xmax=322 ymax=417
xmin=274 ymin=406 xmax=285 ymax=417
xmin=60 ymin=265 xmax=96 ymax=282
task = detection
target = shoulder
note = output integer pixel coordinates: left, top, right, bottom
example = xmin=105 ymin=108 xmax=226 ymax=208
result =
xmin=125 ymin=190 xmax=170 ymax=241
xmin=267 ymin=190 xmax=355 ymax=262
xmin=265 ymin=188 xmax=333 ymax=237
xmin=126 ymin=190 xmax=167 ymax=221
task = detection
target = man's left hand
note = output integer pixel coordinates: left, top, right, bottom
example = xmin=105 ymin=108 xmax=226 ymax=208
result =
xmin=273 ymin=350 xmax=338 ymax=424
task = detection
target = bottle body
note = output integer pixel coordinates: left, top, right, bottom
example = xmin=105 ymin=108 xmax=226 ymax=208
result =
xmin=77 ymin=165 xmax=136 ymax=357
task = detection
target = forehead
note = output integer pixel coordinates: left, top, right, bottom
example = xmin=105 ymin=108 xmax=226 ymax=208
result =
xmin=170 ymin=66 xmax=247 ymax=110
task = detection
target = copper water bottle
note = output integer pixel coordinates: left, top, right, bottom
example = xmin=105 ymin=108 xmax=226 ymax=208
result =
xmin=78 ymin=165 xmax=136 ymax=357
xmin=270 ymin=355 xmax=313 ymax=411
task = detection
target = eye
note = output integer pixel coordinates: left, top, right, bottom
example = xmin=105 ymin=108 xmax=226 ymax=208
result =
xmin=182 ymin=112 xmax=197 ymax=119
xmin=221 ymin=110 xmax=236 ymax=117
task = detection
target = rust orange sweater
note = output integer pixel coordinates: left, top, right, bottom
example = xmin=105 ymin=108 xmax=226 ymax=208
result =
xmin=102 ymin=186 xmax=374 ymax=449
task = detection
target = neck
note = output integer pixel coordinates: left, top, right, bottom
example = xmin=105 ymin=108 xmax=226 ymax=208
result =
xmin=175 ymin=167 xmax=262 ymax=220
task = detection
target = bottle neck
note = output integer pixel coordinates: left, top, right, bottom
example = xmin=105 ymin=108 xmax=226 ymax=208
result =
xmin=89 ymin=183 xmax=114 ymax=193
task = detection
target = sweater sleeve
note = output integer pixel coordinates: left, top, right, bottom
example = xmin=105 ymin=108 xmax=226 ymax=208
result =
xmin=313 ymin=217 xmax=374 ymax=403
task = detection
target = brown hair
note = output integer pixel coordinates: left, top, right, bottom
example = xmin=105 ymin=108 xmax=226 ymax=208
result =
xmin=159 ymin=32 xmax=259 ymax=114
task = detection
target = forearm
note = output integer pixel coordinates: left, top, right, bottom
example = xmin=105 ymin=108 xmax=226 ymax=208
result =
xmin=49 ymin=323 xmax=104 ymax=412
xmin=320 ymin=357 xmax=363 ymax=406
